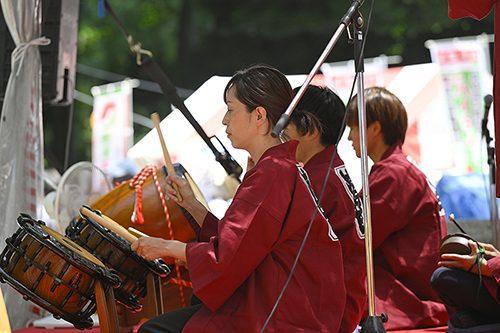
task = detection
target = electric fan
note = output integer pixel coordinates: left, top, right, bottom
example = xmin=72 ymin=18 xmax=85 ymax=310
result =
xmin=51 ymin=161 xmax=113 ymax=234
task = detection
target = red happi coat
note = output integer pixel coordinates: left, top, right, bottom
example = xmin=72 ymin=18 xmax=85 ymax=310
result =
xmin=305 ymin=145 xmax=367 ymax=333
xmin=184 ymin=141 xmax=346 ymax=332
xmin=485 ymin=256 xmax=500 ymax=305
xmin=362 ymin=142 xmax=449 ymax=330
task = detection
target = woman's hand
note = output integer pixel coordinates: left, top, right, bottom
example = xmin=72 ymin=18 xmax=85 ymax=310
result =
xmin=438 ymin=240 xmax=493 ymax=276
xmin=165 ymin=174 xmax=197 ymax=208
xmin=164 ymin=174 xmax=208 ymax=226
xmin=131 ymin=236 xmax=187 ymax=262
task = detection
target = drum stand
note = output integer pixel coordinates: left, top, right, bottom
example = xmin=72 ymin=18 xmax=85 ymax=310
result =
xmin=94 ymin=280 xmax=120 ymax=333
xmin=94 ymin=273 xmax=164 ymax=333
xmin=147 ymin=273 xmax=164 ymax=317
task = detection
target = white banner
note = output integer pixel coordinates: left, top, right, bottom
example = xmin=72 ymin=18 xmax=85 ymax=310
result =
xmin=91 ymin=80 xmax=134 ymax=173
xmin=427 ymin=35 xmax=493 ymax=173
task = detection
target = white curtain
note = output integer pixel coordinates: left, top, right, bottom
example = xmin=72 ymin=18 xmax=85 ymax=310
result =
xmin=0 ymin=0 xmax=47 ymax=329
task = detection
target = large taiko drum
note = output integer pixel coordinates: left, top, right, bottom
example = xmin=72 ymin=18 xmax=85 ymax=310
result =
xmin=66 ymin=205 xmax=170 ymax=312
xmin=0 ymin=214 xmax=121 ymax=329
xmin=90 ymin=163 xmax=208 ymax=265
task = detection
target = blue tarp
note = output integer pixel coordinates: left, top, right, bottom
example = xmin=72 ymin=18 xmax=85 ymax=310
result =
xmin=436 ymin=173 xmax=494 ymax=220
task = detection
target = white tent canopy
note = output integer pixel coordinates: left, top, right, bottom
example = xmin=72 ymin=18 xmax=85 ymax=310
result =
xmin=128 ymin=63 xmax=472 ymax=214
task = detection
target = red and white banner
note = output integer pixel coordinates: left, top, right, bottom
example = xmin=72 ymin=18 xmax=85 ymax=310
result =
xmin=427 ymin=35 xmax=492 ymax=173
xmin=91 ymin=80 xmax=134 ymax=173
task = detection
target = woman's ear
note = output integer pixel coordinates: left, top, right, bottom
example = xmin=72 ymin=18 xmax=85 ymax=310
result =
xmin=255 ymin=106 xmax=268 ymax=124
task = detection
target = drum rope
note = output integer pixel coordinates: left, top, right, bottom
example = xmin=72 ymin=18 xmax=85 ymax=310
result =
xmin=467 ymin=243 xmax=486 ymax=298
xmin=129 ymin=164 xmax=192 ymax=307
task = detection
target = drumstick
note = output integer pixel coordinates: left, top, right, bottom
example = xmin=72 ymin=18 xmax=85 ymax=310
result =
xmin=80 ymin=206 xmax=138 ymax=243
xmin=449 ymin=213 xmax=467 ymax=234
xmin=128 ymin=227 xmax=149 ymax=238
xmin=151 ymin=112 xmax=182 ymax=202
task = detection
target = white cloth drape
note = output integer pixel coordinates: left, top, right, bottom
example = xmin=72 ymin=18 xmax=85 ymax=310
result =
xmin=0 ymin=0 xmax=46 ymax=329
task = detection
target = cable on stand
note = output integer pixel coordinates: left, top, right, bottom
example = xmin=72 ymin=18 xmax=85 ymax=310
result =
xmin=272 ymin=0 xmax=388 ymax=331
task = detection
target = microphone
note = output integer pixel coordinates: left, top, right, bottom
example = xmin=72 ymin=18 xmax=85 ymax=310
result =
xmin=482 ymin=94 xmax=493 ymax=138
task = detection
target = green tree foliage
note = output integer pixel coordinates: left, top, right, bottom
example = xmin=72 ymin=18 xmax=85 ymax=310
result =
xmin=60 ymin=0 xmax=493 ymax=168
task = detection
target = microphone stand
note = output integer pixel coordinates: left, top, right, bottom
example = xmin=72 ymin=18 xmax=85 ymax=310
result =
xmin=482 ymin=103 xmax=500 ymax=248
xmin=353 ymin=12 xmax=387 ymax=333
xmin=271 ymin=0 xmax=388 ymax=331
xmin=271 ymin=0 xmax=365 ymax=137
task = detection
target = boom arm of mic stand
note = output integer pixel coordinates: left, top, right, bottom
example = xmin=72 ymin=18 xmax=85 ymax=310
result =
xmin=141 ymin=56 xmax=243 ymax=182
xmin=102 ymin=0 xmax=243 ymax=181
xmin=271 ymin=0 xmax=365 ymax=138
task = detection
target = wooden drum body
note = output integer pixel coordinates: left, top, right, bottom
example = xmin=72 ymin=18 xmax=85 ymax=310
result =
xmin=0 ymin=214 xmax=121 ymax=329
xmin=66 ymin=206 xmax=170 ymax=312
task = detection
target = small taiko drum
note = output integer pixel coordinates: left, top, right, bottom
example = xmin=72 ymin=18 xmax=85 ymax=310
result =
xmin=439 ymin=233 xmax=474 ymax=256
xmin=66 ymin=205 xmax=170 ymax=312
xmin=0 ymin=214 xmax=121 ymax=329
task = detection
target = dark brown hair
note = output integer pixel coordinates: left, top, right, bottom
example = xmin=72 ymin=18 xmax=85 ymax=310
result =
xmin=224 ymin=64 xmax=293 ymax=131
xmin=289 ymin=85 xmax=346 ymax=146
xmin=346 ymin=86 xmax=408 ymax=145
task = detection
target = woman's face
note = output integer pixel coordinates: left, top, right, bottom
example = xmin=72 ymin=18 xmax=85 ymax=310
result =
xmin=223 ymin=87 xmax=254 ymax=150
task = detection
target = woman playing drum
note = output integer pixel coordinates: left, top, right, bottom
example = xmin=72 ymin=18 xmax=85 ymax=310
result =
xmin=132 ymin=64 xmax=346 ymax=332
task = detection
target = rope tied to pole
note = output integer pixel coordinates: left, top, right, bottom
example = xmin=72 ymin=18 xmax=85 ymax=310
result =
xmin=12 ymin=36 xmax=51 ymax=77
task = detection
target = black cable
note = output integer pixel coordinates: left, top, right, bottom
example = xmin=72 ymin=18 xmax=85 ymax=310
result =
xmin=260 ymin=1 xmax=375 ymax=331
xmin=103 ymin=0 xmax=130 ymax=39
